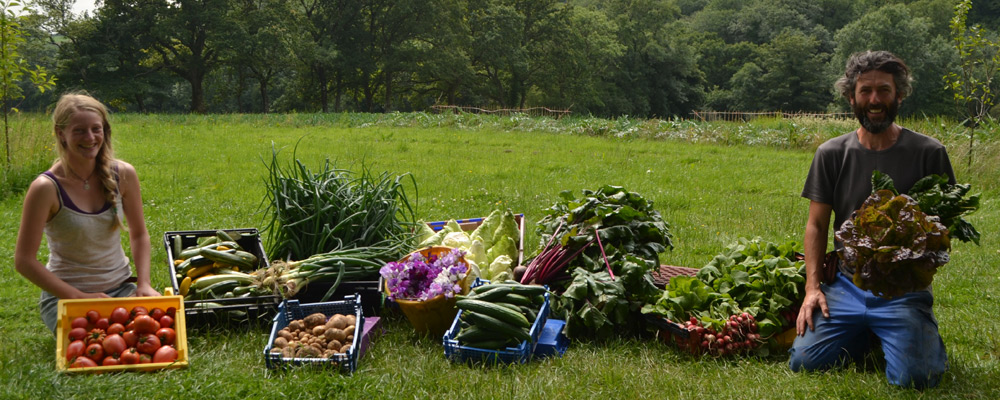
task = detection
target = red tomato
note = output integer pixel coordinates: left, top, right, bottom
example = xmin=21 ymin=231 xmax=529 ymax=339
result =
xmin=133 ymin=314 xmax=160 ymax=334
xmin=86 ymin=328 xmax=107 ymax=345
xmin=69 ymin=356 xmax=98 ymax=369
xmin=139 ymin=353 xmax=153 ymax=364
xmin=85 ymin=343 xmax=104 ymax=362
xmin=85 ymin=310 xmax=101 ymax=325
xmin=120 ymin=348 xmax=140 ymax=365
xmin=165 ymin=307 xmax=177 ymax=318
xmin=102 ymin=334 xmax=127 ymax=358
xmin=68 ymin=327 xmax=88 ymax=342
xmin=136 ymin=333 xmax=161 ymax=355
xmin=109 ymin=307 xmax=129 ymax=325
xmin=122 ymin=330 xmax=138 ymax=348
xmin=152 ymin=345 xmax=178 ymax=363
xmin=71 ymin=317 xmax=89 ymax=330
xmin=95 ymin=318 xmax=110 ymax=331
xmin=107 ymin=323 xmax=126 ymax=336
xmin=102 ymin=356 xmax=120 ymax=366
xmin=149 ymin=308 xmax=166 ymax=322
xmin=159 ymin=315 xmax=174 ymax=329
xmin=66 ymin=339 xmax=86 ymax=361
xmin=156 ymin=327 xmax=176 ymax=346
xmin=130 ymin=306 xmax=149 ymax=319
xmin=125 ymin=320 xmax=136 ymax=332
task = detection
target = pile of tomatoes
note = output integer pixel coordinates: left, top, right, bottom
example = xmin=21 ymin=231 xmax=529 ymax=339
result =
xmin=65 ymin=305 xmax=179 ymax=368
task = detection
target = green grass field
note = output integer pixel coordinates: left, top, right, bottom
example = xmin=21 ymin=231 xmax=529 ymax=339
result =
xmin=0 ymin=113 xmax=997 ymax=399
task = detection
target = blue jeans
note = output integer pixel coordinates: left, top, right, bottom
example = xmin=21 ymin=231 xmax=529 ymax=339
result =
xmin=39 ymin=282 xmax=137 ymax=334
xmin=788 ymin=273 xmax=947 ymax=389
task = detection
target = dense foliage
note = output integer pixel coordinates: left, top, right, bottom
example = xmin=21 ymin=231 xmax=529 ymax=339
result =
xmin=15 ymin=0 xmax=1000 ymax=118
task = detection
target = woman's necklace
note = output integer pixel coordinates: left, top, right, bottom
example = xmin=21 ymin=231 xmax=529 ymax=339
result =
xmin=65 ymin=165 xmax=95 ymax=190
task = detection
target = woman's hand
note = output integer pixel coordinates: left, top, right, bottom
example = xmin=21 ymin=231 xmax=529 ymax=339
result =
xmin=134 ymin=283 xmax=161 ymax=297
xmin=76 ymin=291 xmax=111 ymax=299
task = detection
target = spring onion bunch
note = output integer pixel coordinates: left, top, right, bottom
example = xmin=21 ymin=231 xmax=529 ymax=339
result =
xmin=261 ymin=144 xmax=418 ymax=261
xmin=261 ymin=245 xmax=402 ymax=301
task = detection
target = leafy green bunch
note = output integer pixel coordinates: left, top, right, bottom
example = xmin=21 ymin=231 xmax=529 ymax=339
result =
xmin=836 ymin=189 xmax=951 ymax=298
xmin=536 ymin=185 xmax=673 ymax=339
xmin=534 ymin=184 xmax=673 ymax=276
xmin=642 ymin=237 xmax=806 ymax=338
xmin=872 ymin=170 xmax=980 ymax=245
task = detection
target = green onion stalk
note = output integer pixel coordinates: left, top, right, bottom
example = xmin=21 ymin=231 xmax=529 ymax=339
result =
xmin=260 ymin=144 xmax=419 ymax=262
xmin=261 ymin=244 xmax=403 ymax=301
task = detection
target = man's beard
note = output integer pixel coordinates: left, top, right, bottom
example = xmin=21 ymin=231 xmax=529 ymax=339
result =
xmin=853 ymin=98 xmax=899 ymax=134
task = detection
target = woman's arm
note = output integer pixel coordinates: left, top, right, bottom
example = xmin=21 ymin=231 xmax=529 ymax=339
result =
xmin=119 ymin=161 xmax=159 ymax=296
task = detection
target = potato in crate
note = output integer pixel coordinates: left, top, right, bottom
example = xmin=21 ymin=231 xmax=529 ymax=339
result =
xmin=442 ymin=280 xmax=550 ymax=364
xmin=163 ymin=228 xmax=280 ymax=327
xmin=56 ymin=295 xmax=188 ymax=373
xmin=264 ymin=295 xmax=364 ymax=373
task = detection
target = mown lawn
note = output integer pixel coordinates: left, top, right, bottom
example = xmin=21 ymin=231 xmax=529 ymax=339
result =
xmin=0 ymin=113 xmax=996 ymax=399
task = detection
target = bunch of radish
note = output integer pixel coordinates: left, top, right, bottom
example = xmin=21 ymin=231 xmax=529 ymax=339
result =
xmin=667 ymin=313 xmax=763 ymax=357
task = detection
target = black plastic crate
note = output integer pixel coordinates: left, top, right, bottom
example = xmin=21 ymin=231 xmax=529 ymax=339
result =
xmin=163 ymin=228 xmax=280 ymax=327
xmin=290 ymin=279 xmax=384 ymax=317
xmin=263 ymin=295 xmax=364 ymax=373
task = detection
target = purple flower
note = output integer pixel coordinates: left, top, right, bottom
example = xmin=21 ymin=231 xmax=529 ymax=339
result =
xmin=380 ymin=248 xmax=468 ymax=301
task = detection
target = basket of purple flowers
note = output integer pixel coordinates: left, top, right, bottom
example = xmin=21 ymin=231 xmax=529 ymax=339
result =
xmin=381 ymin=246 xmax=472 ymax=337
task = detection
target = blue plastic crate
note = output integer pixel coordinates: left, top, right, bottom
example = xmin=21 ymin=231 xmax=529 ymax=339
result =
xmin=263 ymin=295 xmax=364 ymax=373
xmin=533 ymin=319 xmax=569 ymax=358
xmin=442 ymin=281 xmax=550 ymax=365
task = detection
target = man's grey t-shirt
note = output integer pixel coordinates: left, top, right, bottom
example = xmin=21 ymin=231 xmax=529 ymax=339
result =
xmin=802 ymin=128 xmax=955 ymax=276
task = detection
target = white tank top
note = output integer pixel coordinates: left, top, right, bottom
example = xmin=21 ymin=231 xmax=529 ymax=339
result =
xmin=41 ymin=172 xmax=131 ymax=293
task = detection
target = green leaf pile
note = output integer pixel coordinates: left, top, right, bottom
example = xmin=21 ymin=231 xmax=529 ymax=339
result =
xmin=537 ymin=185 xmax=673 ymax=339
xmin=642 ymin=237 xmax=806 ymax=339
xmin=535 ymin=185 xmax=673 ymax=275
xmin=836 ymin=189 xmax=951 ymax=298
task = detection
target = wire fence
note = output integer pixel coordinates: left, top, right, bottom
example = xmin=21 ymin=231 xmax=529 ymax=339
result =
xmin=691 ymin=110 xmax=854 ymax=122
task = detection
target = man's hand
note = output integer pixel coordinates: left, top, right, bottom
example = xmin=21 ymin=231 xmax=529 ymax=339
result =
xmin=797 ymin=288 xmax=829 ymax=335
xmin=798 ymin=200 xmax=832 ymax=336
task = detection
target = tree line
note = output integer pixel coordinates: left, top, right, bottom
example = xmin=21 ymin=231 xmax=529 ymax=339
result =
xmin=13 ymin=0 xmax=1000 ymax=118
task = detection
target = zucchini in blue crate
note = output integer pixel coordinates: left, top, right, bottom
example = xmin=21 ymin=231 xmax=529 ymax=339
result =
xmin=452 ymin=283 xmax=546 ymax=350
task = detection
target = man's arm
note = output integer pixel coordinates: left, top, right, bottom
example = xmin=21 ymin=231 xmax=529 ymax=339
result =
xmin=797 ymin=200 xmax=833 ymax=335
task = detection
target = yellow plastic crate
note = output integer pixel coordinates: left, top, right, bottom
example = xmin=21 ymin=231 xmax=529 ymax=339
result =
xmin=55 ymin=295 xmax=189 ymax=373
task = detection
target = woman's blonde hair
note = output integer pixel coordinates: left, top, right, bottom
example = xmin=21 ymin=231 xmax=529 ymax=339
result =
xmin=52 ymin=92 xmax=125 ymax=230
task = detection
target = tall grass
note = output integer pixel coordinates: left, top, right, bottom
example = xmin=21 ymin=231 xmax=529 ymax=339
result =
xmin=0 ymin=113 xmax=996 ymax=399
xmin=0 ymin=113 xmax=55 ymax=199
